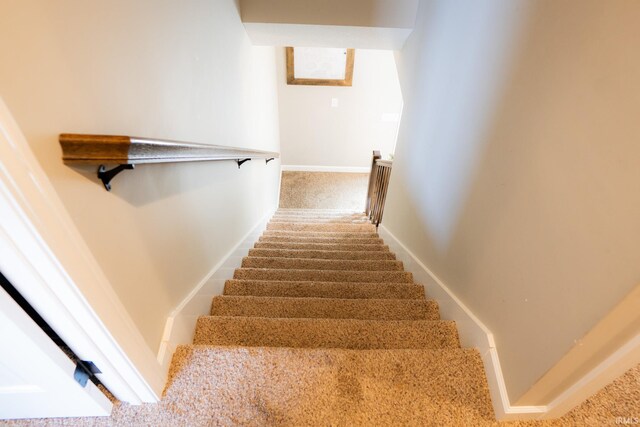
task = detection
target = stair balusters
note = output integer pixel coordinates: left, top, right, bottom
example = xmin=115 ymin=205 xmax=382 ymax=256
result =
xmin=365 ymin=151 xmax=393 ymax=227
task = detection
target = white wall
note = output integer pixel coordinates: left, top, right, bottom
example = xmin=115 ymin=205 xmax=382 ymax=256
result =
xmin=240 ymin=0 xmax=418 ymax=49
xmin=384 ymin=0 xmax=640 ymax=403
xmin=241 ymin=0 xmax=419 ymax=28
xmin=0 ymin=0 xmax=281 ymax=355
xmin=276 ymin=48 xmax=402 ymax=168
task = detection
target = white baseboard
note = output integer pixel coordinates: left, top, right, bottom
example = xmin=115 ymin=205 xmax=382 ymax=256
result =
xmin=156 ymin=208 xmax=275 ymax=373
xmin=519 ymin=282 xmax=640 ymax=418
xmin=281 ymin=165 xmax=369 ymax=173
xmin=378 ymin=225 xmax=547 ymax=420
xmin=542 ymin=333 xmax=640 ymax=418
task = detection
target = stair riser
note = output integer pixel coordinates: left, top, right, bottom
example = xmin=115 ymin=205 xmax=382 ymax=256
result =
xmin=270 ymin=218 xmax=371 ymax=224
xmin=211 ymin=296 xmax=439 ymax=320
xmin=267 ymin=223 xmax=376 ymax=232
xmin=241 ymin=257 xmax=404 ymax=271
xmin=271 ymin=216 xmax=366 ymax=220
xmin=194 ymin=317 xmax=460 ymax=349
xmin=233 ymin=268 xmax=413 ymax=283
xmin=254 ymin=242 xmax=390 ymax=252
xmin=263 ymin=230 xmax=379 ymax=238
xmin=259 ymin=236 xmax=383 ymax=245
xmin=223 ymin=280 xmax=425 ymax=300
xmin=247 ymin=249 xmax=396 ymax=260
xmin=276 ymin=209 xmax=362 ymax=214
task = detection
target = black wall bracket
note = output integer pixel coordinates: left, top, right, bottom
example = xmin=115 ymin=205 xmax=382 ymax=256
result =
xmin=236 ymin=158 xmax=251 ymax=169
xmin=74 ymin=360 xmax=101 ymax=388
xmin=98 ymin=164 xmax=135 ymax=191
xmin=97 ymin=157 xmax=273 ymax=190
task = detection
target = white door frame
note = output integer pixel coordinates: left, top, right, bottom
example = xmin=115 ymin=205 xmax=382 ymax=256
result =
xmin=0 ymin=98 xmax=164 ymax=404
xmin=0 ymin=285 xmax=113 ymax=418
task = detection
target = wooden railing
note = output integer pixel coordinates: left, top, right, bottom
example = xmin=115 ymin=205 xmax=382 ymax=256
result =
xmin=59 ymin=134 xmax=279 ymax=191
xmin=365 ymin=150 xmax=392 ymax=227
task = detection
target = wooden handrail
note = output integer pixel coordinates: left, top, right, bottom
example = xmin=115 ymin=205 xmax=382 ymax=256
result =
xmin=60 ymin=134 xmax=279 ymax=165
xmin=59 ymin=134 xmax=279 ymax=191
xmin=365 ymin=151 xmax=392 ymax=227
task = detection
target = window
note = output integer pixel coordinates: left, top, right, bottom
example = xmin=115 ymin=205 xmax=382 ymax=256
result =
xmin=286 ymin=47 xmax=355 ymax=87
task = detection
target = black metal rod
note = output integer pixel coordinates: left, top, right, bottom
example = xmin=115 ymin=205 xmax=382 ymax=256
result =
xmin=97 ymin=164 xmax=135 ymax=191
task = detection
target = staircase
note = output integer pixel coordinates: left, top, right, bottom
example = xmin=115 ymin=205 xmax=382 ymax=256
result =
xmin=166 ymin=209 xmax=495 ymax=425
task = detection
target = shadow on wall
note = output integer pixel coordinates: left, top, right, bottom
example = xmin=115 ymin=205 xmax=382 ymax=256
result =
xmin=387 ymin=0 xmax=640 ymax=403
xmin=399 ymin=0 xmax=531 ymax=252
xmin=66 ymin=161 xmax=236 ymax=206
xmin=66 ymin=158 xmax=276 ymax=207
xmin=59 ymin=153 xmax=282 ymax=320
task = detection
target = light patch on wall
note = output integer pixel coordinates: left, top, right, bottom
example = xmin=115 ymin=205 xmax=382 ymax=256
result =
xmin=278 ymin=48 xmax=402 ymax=166
xmin=402 ymin=0 xmax=530 ymax=252
xmin=293 ymin=47 xmax=347 ymax=80
xmin=381 ymin=113 xmax=400 ymax=122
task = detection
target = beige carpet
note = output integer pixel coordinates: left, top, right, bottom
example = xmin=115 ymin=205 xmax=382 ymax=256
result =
xmin=278 ymin=171 xmax=369 ymax=210
xmin=3 ymin=210 xmax=638 ymax=426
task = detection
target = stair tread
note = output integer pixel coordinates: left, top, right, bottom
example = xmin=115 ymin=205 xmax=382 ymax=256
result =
xmin=233 ymin=268 xmax=413 ymax=283
xmin=194 ymin=316 xmax=459 ymax=349
xmin=248 ymin=248 xmax=396 ymax=260
xmin=166 ymin=346 xmax=493 ymax=425
xmin=224 ymin=279 xmax=425 ymax=299
xmin=211 ymin=295 xmax=439 ymax=320
xmin=241 ymin=257 xmax=404 ymax=271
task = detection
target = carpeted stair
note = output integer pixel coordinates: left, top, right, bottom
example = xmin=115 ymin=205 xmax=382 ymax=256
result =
xmin=167 ymin=209 xmax=495 ymax=425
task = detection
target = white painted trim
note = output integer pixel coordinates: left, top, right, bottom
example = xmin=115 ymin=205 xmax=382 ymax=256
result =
xmin=378 ymin=225 xmax=547 ymax=420
xmin=0 ymin=286 xmax=112 ymax=418
xmin=0 ymin=98 xmax=163 ymax=404
xmin=281 ymin=164 xmax=370 ymax=173
xmin=243 ymin=22 xmax=413 ymax=50
xmin=543 ymin=333 xmax=640 ymax=419
xmin=277 ymin=165 xmax=283 ymax=208
xmin=156 ymin=208 xmax=275 ymax=372
xmin=515 ymin=283 xmax=640 ymax=412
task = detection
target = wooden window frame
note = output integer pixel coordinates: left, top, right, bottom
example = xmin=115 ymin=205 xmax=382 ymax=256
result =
xmin=286 ymin=47 xmax=355 ymax=87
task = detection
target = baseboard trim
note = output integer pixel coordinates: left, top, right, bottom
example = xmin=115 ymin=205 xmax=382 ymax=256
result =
xmin=518 ymin=282 xmax=640 ymax=418
xmin=378 ymin=225 xmax=547 ymax=420
xmin=156 ymin=208 xmax=275 ymax=373
xmin=542 ymin=332 xmax=640 ymax=419
xmin=281 ymin=165 xmax=370 ymax=173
